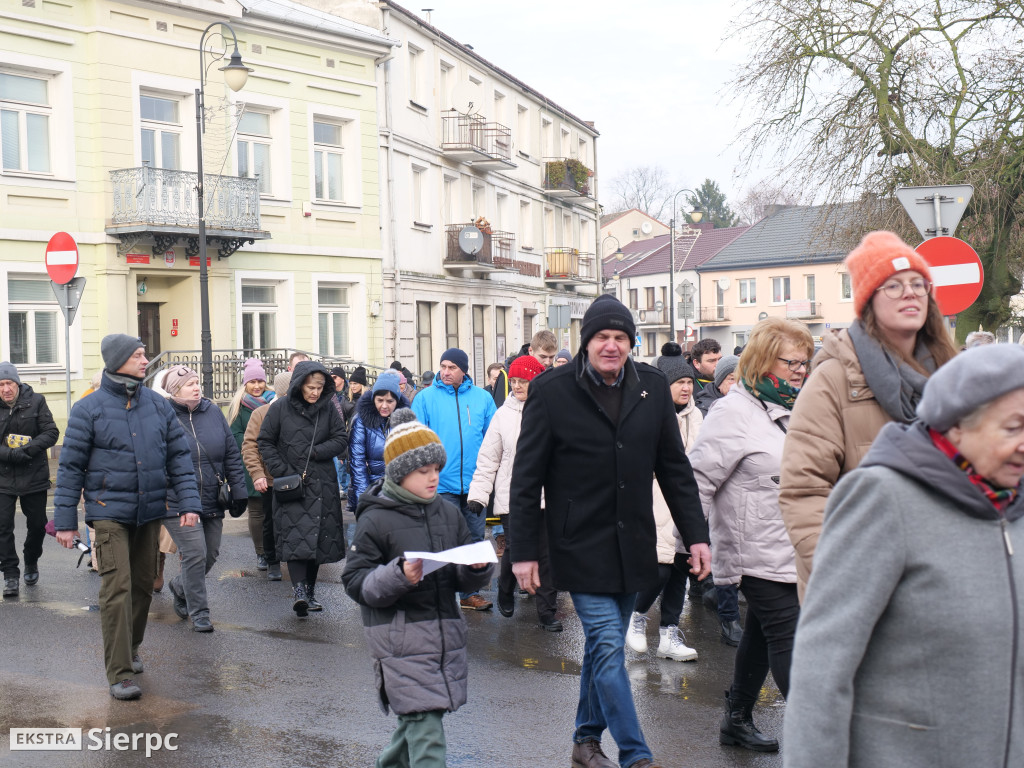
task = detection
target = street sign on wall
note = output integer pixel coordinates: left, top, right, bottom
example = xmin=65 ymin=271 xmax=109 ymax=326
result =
xmin=915 ymin=236 xmax=984 ymax=316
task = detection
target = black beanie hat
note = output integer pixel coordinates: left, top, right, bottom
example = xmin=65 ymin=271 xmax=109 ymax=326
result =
xmin=350 ymin=366 xmax=368 ymax=386
xmin=580 ymin=294 xmax=636 ymax=350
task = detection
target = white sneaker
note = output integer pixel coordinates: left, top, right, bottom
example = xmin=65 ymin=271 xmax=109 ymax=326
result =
xmin=626 ymin=612 xmax=648 ymax=653
xmin=657 ymin=625 xmax=698 ymax=661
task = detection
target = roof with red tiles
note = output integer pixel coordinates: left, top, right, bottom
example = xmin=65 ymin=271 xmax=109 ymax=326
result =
xmin=602 ymin=223 xmax=751 ymax=279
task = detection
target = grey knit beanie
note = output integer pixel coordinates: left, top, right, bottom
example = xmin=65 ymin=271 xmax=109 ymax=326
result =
xmin=273 ymin=370 xmax=293 ymax=398
xmin=918 ymin=344 xmax=1024 ymax=432
xmin=0 ymin=362 xmax=21 ymax=385
xmin=714 ymin=355 xmax=740 ymax=390
xmin=656 ymin=354 xmax=695 ymax=385
xmin=101 ymin=334 xmax=144 ymax=373
xmin=383 ymin=409 xmax=447 ymax=483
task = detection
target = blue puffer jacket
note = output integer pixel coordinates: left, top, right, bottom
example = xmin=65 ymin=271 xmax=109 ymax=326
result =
xmin=53 ymin=373 xmax=201 ymax=530
xmin=411 ymin=373 xmax=496 ymax=496
xmin=349 ymin=389 xmax=411 ymax=499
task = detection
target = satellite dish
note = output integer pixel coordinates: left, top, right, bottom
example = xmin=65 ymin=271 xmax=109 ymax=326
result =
xmin=717 ymin=277 xmax=731 ymax=291
xmin=640 ymin=221 xmax=653 ymax=235
xmin=451 ymin=82 xmax=480 ymax=116
xmin=458 ymin=225 xmax=484 ymax=256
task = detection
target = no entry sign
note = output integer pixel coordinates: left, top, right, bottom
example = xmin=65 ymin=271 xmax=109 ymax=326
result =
xmin=45 ymin=232 xmax=79 ymax=285
xmin=915 ymin=236 xmax=984 ymax=316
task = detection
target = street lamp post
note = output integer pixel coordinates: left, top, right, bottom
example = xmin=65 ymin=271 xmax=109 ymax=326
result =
xmin=601 ymin=234 xmax=625 ymax=299
xmin=196 ymin=22 xmax=252 ymax=397
xmin=668 ymin=189 xmax=703 ymax=340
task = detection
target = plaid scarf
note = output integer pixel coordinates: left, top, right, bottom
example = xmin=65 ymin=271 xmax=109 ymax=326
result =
xmin=241 ymin=391 xmax=272 ymax=413
xmin=929 ymin=428 xmax=1018 ymax=512
xmin=747 ymin=372 xmax=799 ymax=410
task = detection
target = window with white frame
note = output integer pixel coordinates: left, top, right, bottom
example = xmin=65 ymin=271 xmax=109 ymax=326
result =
xmin=560 ymin=127 xmax=571 ymax=157
xmin=471 ymin=183 xmax=484 ymax=219
xmin=739 ymin=278 xmax=756 ymax=305
xmin=542 ymin=117 xmax=553 ymax=156
xmin=645 ymin=332 xmax=658 ymax=357
xmin=439 ymin=62 xmax=454 ymax=110
xmin=772 ymin=276 xmax=791 ymax=303
xmin=495 ymin=192 xmax=508 ymax=231
xmin=237 ymin=110 xmax=272 ymax=195
xmin=240 ymin=282 xmax=277 ymax=353
xmin=543 ymin=207 xmax=555 ymax=246
xmin=8 ymin=276 xmax=60 ymax=366
xmin=411 ymin=164 xmax=427 ymax=225
xmin=519 ymin=200 xmax=532 ymax=248
xmin=443 ymin=175 xmax=457 ymax=223
xmin=317 ymin=283 xmax=350 ymax=357
xmin=408 ymin=44 xmax=424 ymax=106
xmin=733 ymin=331 xmax=747 ymax=349
xmin=495 ymin=307 xmax=507 ymax=360
xmin=313 ymin=118 xmax=346 ymax=202
xmin=578 ymin=137 xmax=589 ymax=166
xmin=140 ymin=92 xmax=182 ymax=170
xmin=841 ymin=272 xmax=853 ymax=300
xmin=417 ymin=302 xmax=433 ymax=373
xmin=806 ymin=274 xmax=816 ymax=302
xmin=1 ymin=71 xmax=51 ymax=174
xmin=493 ymin=91 xmax=505 ymax=124
xmin=517 ymin=105 xmax=530 ymax=154
xmin=445 ymin=304 xmax=460 ymax=350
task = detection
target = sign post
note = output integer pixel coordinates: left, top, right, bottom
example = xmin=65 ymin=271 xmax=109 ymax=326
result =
xmin=45 ymin=232 xmax=80 ymax=418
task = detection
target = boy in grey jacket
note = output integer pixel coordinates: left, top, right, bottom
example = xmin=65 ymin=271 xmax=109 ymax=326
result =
xmin=342 ymin=409 xmax=493 ymax=768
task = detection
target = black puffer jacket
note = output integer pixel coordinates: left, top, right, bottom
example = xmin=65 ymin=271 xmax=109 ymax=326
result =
xmin=0 ymin=384 xmax=59 ymax=496
xmin=342 ymin=481 xmax=493 ymax=715
xmin=258 ymin=361 xmax=348 ymax=563
xmin=166 ymin=398 xmax=246 ymax=518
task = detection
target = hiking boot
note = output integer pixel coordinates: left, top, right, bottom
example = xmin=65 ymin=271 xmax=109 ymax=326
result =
xmin=109 ymin=679 xmax=142 ymax=700
xmin=168 ymin=579 xmax=188 ymax=620
xmin=131 ymin=654 xmax=144 ymax=674
xmin=24 ymin=566 xmax=39 ymax=586
xmin=306 ymin=585 xmax=323 ymax=612
xmin=293 ymin=583 xmax=309 ymax=617
xmin=570 ymin=739 xmax=616 ymax=768
xmin=656 ymin=626 xmax=697 ymax=662
xmin=721 ymin=619 xmax=743 ymax=647
xmin=719 ymin=691 xmax=779 ymax=752
xmin=267 ymin=562 xmax=282 ymax=581
xmin=3 ymin=577 xmax=19 ymax=597
xmin=626 ymin=612 xmax=648 ymax=653
xmin=460 ymin=594 xmax=492 ymax=611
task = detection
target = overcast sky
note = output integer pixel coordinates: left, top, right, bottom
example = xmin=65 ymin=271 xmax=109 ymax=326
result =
xmin=426 ymin=0 xmax=764 ymax=212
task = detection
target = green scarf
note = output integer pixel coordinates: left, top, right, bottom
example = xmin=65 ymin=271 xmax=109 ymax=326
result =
xmin=747 ymin=373 xmax=799 ymax=410
xmin=382 ymin=476 xmax=436 ymax=506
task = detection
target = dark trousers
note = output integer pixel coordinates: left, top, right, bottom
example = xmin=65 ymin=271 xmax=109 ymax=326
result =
xmin=717 ymin=582 xmax=740 ymax=622
xmin=288 ymin=559 xmax=319 ymax=587
xmin=0 ymin=491 xmax=48 ymax=578
xmin=441 ymin=493 xmax=483 ymax=599
xmin=260 ymin=490 xmax=278 ymax=565
xmin=730 ymin=576 xmax=800 ymax=708
xmin=498 ymin=513 xmax=557 ymax=620
xmin=247 ymin=495 xmax=265 ymax=556
xmin=633 ymin=554 xmax=688 ymax=628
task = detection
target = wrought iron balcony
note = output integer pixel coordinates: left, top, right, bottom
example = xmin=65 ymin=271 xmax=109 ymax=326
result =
xmin=443 ymin=223 xmax=539 ymax=277
xmin=441 ymin=111 xmax=516 ymax=169
xmin=544 ymin=248 xmax=594 ymax=286
xmin=696 ymin=306 xmax=730 ymax=323
xmin=543 ymin=158 xmax=596 ymax=206
xmin=106 ymin=166 xmax=271 ymax=259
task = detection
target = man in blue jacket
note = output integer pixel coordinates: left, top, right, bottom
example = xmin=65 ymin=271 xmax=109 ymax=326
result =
xmin=412 ymin=348 xmax=496 ymax=610
xmin=54 ymin=334 xmax=201 ymax=700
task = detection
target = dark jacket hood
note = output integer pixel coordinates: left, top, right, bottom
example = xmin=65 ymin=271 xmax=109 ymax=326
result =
xmin=354 ymin=479 xmax=424 ymax=521
xmin=861 ymin=420 xmax=1024 ymax=523
xmin=287 ymin=361 xmax=336 ymax=410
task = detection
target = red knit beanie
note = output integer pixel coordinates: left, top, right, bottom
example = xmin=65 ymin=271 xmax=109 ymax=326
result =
xmin=508 ymin=355 xmax=546 ymax=382
xmin=845 ymin=231 xmax=932 ymax=317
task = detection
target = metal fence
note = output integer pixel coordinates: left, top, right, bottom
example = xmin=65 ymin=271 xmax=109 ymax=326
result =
xmin=440 ymin=111 xmax=513 ymax=162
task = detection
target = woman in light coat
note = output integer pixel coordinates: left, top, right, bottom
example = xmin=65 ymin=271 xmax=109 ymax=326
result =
xmin=689 ymin=317 xmax=814 ymax=752
xmin=784 ymin=344 xmax=1024 ymax=768
xmin=780 ymin=231 xmax=957 ymax=599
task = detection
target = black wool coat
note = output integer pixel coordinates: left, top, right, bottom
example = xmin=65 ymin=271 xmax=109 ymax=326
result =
xmin=509 ymin=355 xmax=709 ymax=594
xmin=258 ymin=361 xmax=349 ymax=564
xmin=0 ymin=384 xmax=59 ymax=496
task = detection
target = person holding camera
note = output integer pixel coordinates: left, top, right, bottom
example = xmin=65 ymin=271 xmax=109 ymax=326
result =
xmin=159 ymin=365 xmax=247 ymax=633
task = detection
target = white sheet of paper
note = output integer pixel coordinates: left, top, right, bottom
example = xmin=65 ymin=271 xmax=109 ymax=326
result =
xmin=404 ymin=540 xmax=498 ymax=577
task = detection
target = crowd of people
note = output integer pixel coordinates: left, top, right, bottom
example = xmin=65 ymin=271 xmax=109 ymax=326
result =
xmin=2 ymin=229 xmax=1023 ymax=767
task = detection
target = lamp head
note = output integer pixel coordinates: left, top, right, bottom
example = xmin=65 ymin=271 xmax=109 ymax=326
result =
xmin=690 ymin=207 xmax=704 ymax=224
xmin=614 ymin=248 xmax=624 ymax=261
xmin=221 ymin=48 xmax=252 ymax=92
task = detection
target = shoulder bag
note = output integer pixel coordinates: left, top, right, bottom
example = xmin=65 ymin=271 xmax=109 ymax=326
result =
xmin=274 ymin=414 xmax=319 ymax=504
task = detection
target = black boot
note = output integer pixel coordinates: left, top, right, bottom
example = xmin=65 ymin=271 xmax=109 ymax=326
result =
xmin=719 ymin=691 xmax=778 ymax=752
xmin=292 ymin=582 xmax=309 ymax=617
xmin=306 ymin=584 xmax=323 ymax=612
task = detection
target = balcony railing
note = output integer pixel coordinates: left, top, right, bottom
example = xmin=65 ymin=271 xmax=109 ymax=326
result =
xmin=441 ymin=111 xmax=514 ymax=168
xmin=697 ymin=306 xmax=730 ymax=323
xmin=444 ymin=223 xmax=541 ymax=277
xmin=636 ymin=308 xmax=668 ymax=325
xmin=545 ymin=248 xmax=594 ymax=283
xmin=785 ymin=300 xmax=822 ymax=319
xmin=543 ymin=158 xmax=594 ymax=202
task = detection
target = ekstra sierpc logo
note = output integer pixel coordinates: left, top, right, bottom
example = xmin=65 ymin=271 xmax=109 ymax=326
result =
xmin=10 ymin=728 xmax=178 ymax=756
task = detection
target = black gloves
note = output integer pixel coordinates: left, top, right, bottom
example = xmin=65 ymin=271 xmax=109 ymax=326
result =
xmin=230 ymin=498 xmax=248 ymax=518
xmin=5 ymin=447 xmax=29 ymax=464
xmin=467 ymin=500 xmax=485 ymax=516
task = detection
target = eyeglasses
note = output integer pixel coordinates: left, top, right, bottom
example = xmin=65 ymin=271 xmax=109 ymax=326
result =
xmin=777 ymin=356 xmax=811 ymax=371
xmin=876 ymin=278 xmax=931 ymax=300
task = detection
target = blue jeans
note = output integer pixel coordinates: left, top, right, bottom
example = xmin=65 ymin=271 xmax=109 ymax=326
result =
xmin=571 ymin=592 xmax=650 ymax=766
xmin=441 ymin=493 xmax=485 ymax=599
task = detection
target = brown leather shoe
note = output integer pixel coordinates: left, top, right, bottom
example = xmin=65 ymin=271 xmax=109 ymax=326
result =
xmin=459 ymin=594 xmax=492 ymax=611
xmin=571 ymin=739 xmax=616 ymax=768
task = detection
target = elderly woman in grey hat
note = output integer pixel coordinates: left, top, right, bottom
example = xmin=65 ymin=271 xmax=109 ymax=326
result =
xmin=784 ymin=343 xmax=1024 ymax=768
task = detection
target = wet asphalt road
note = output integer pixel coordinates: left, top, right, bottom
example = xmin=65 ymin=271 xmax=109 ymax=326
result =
xmin=0 ymin=512 xmax=783 ymax=768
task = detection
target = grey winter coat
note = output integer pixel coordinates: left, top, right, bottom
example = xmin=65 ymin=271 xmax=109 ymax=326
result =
xmin=784 ymin=420 xmax=1024 ymax=768
xmin=257 ymin=361 xmax=348 ymax=564
xmin=342 ymin=483 xmax=493 ymax=715
xmin=0 ymin=384 xmax=59 ymax=496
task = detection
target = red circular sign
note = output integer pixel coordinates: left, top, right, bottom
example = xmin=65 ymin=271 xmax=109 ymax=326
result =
xmin=914 ymin=236 xmax=984 ymax=316
xmin=45 ymin=231 xmax=79 ymax=285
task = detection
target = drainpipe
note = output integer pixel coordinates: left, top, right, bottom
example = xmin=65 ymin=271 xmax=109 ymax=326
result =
xmin=377 ymin=6 xmax=400 ymax=362
xmin=592 ymin=132 xmax=600 ymax=301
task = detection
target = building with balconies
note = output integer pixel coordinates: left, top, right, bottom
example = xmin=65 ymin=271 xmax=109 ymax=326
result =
xmin=376 ymin=1 xmax=599 ymax=381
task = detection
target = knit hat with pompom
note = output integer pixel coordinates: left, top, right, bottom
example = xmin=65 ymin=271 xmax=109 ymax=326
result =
xmin=383 ymin=409 xmax=447 ymax=483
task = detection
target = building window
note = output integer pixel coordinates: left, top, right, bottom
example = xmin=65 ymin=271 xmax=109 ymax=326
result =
xmin=140 ymin=92 xmax=181 ymax=170
xmin=317 ymin=283 xmax=350 ymax=357
xmin=516 ymin=105 xmax=530 ymax=154
xmin=841 ymin=272 xmax=852 ymax=300
xmin=519 ymin=200 xmax=532 ymax=248
xmin=645 ymin=287 xmax=656 ymax=309
xmin=542 ymin=117 xmax=553 ymax=156
xmin=237 ymin=110 xmax=272 ymax=194
xmin=628 ymin=289 xmax=638 ymax=310
xmin=416 ymin=302 xmax=433 ymax=373
xmin=411 ymin=164 xmax=427 ymax=224
xmin=645 ymin=332 xmax=657 ymax=357
xmin=771 ymin=277 xmax=791 ymax=304
xmin=8 ymin=277 xmax=60 ymax=366
xmin=445 ymin=304 xmax=460 ymax=351
xmin=313 ymin=119 xmax=345 ymax=202
xmin=472 ymin=305 xmax=486 ymax=383
xmin=471 ymin=183 xmax=484 ymax=219
xmin=443 ymin=175 xmax=457 ymax=223
xmin=523 ymin=310 xmax=535 ymax=342
xmin=493 ymin=91 xmax=505 ymax=124
xmin=495 ymin=192 xmax=508 ymax=231
xmin=408 ymin=45 xmax=424 ymax=106
xmin=733 ymin=331 xmax=747 ymax=349
xmin=495 ymin=307 xmax=507 ymax=361
xmin=1 ymin=72 xmax=51 ymax=174
xmin=240 ymin=283 xmax=277 ymax=353
xmin=738 ymin=278 xmax=756 ymax=305
xmin=806 ymin=274 xmax=816 ymax=302
xmin=439 ymin=62 xmax=453 ymax=110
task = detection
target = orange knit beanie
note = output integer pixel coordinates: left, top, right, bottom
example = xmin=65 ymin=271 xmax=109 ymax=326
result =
xmin=845 ymin=231 xmax=932 ymax=317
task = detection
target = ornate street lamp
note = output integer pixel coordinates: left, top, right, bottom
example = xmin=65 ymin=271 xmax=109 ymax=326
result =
xmin=668 ymin=190 xmax=703 ymax=339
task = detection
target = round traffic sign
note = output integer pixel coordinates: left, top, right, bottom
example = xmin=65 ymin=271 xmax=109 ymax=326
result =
xmin=45 ymin=232 xmax=79 ymax=285
xmin=915 ymin=236 xmax=983 ymax=316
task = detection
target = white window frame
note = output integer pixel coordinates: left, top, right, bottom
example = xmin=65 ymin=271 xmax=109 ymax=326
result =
xmin=132 ymin=72 xmax=195 ymax=172
xmin=1 ymin=71 xmax=52 ymax=175
xmin=2 ymin=269 xmax=81 ymax=375
xmin=805 ymin=274 xmax=816 ymax=302
xmin=308 ymin=105 xmax=362 ymax=209
xmin=840 ymin=272 xmax=853 ymax=301
xmin=234 ymin=94 xmax=290 ymax=201
xmin=316 ymin=282 xmax=351 ymax=359
xmin=411 ymin=162 xmax=428 ymax=226
xmin=771 ymin=276 xmax=791 ymax=304
xmin=239 ymin=280 xmax=279 ymax=353
xmin=139 ymin=90 xmax=183 ymax=170
xmin=234 ymin=271 xmax=294 ymax=350
xmin=738 ymin=278 xmax=756 ymax=306
xmin=312 ymin=273 xmax=367 ymax=362
xmin=493 ymin=89 xmax=506 ymax=124
xmin=1 ymin=54 xmax=74 ymax=184
xmin=516 ymin=104 xmax=530 ymax=156
xmin=438 ymin=61 xmax=454 ymax=111
xmin=236 ymin=108 xmax=273 ymax=196
xmin=519 ymin=199 xmax=533 ymax=249
xmin=443 ymin=174 xmax=458 ymax=225
xmin=407 ymin=44 xmax=425 ymax=109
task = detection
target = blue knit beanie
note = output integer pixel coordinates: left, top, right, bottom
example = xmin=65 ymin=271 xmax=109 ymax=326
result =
xmin=440 ymin=348 xmax=469 ymax=374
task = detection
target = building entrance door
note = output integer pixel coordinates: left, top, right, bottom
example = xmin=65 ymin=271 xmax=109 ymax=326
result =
xmin=138 ymin=303 xmax=161 ymax=357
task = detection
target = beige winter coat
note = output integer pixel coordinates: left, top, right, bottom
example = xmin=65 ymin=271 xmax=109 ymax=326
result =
xmin=468 ymin=394 xmax=525 ymax=516
xmin=689 ymin=384 xmax=796 ymax=587
xmin=654 ymin=400 xmax=703 ymax=563
xmin=779 ymin=330 xmax=891 ymax=601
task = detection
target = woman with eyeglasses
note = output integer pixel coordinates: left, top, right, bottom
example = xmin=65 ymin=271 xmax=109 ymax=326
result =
xmin=688 ymin=317 xmax=814 ymax=752
xmin=780 ymin=231 xmax=958 ymax=601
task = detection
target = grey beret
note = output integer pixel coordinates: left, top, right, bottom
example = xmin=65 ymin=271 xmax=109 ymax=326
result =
xmin=714 ymin=355 xmax=740 ymax=390
xmin=917 ymin=344 xmax=1024 ymax=431
xmin=101 ymin=334 xmax=144 ymax=373
xmin=656 ymin=355 xmax=695 ymax=384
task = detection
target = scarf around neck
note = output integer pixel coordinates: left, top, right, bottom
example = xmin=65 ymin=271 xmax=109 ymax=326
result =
xmin=382 ymin=476 xmax=436 ymax=506
xmin=929 ymin=428 xmax=1018 ymax=513
xmin=747 ymin=373 xmax=799 ymax=410
xmin=848 ymin=320 xmax=934 ymax=423
xmin=171 ymin=394 xmax=202 ymax=411
xmin=242 ymin=391 xmax=271 ymax=412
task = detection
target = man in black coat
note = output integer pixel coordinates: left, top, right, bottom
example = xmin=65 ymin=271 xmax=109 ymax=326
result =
xmin=510 ymin=295 xmax=711 ymax=768
xmin=0 ymin=362 xmax=59 ymax=597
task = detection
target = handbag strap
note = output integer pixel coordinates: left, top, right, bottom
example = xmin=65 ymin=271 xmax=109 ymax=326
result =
xmin=300 ymin=413 xmax=319 ymax=480
xmin=177 ymin=414 xmax=226 ymax=482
